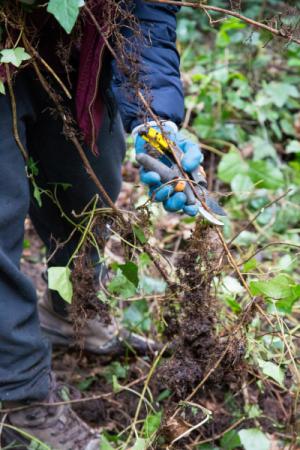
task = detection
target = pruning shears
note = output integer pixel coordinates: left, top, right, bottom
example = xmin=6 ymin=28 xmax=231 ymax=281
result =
xmin=136 ymin=127 xmax=226 ymax=226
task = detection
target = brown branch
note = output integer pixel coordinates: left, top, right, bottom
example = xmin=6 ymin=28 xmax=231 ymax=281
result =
xmin=146 ymin=0 xmax=300 ymax=46
xmin=5 ymin=65 xmax=28 ymax=161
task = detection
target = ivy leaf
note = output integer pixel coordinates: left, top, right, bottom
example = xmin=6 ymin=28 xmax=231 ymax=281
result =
xmin=133 ymin=225 xmax=147 ymax=244
xmin=0 ymin=47 xmax=31 ymax=67
xmin=263 ymin=81 xmax=299 ymax=108
xmin=286 ymin=140 xmax=300 ymax=154
xmin=222 ymin=276 xmax=244 ymax=295
xmin=251 ymin=136 xmax=277 ymax=160
xmin=218 ymin=150 xmax=247 ymax=183
xmin=248 ymin=160 xmax=284 ymax=190
xmin=231 ymin=174 xmax=254 ymax=200
xmin=100 ymin=435 xmax=115 ymax=450
xmin=47 ymin=0 xmax=82 ymax=34
xmin=257 ymin=359 xmax=284 ymax=386
xmin=250 ymin=274 xmax=299 ymax=299
xmin=238 ymin=428 xmax=270 ymax=450
xmin=123 ymin=300 xmax=151 ymax=333
xmin=220 ymin=429 xmax=241 ymax=450
xmin=142 ymin=411 xmax=162 ymax=439
xmin=118 ymin=262 xmax=139 ymax=287
xmin=108 ymin=270 xmax=136 ymax=299
xmin=48 ymin=266 xmax=73 ymax=303
xmin=250 ymin=274 xmax=300 ymax=313
xmin=131 ymin=438 xmax=147 ymax=450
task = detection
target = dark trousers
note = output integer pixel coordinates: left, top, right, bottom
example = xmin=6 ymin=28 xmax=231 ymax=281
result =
xmin=0 ymin=71 xmax=126 ymax=402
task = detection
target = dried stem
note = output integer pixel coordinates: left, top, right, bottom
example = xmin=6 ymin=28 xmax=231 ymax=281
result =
xmin=5 ymin=65 xmax=28 ymax=161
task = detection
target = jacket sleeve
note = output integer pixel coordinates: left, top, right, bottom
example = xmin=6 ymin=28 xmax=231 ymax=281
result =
xmin=111 ymin=1 xmax=184 ymax=132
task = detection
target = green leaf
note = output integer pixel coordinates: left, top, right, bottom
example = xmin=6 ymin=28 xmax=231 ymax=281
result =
xmin=220 ymin=429 xmax=241 ymax=450
xmin=251 ymin=136 xmax=277 ymax=160
xmin=244 ymin=404 xmax=262 ymax=419
xmin=231 ymin=174 xmax=254 ymax=200
xmin=133 ymin=225 xmax=147 ymax=244
xmin=234 ymin=231 xmax=257 ymax=247
xmin=225 ymin=297 xmax=242 ymax=313
xmin=100 ymin=435 xmax=115 ymax=450
xmin=263 ymin=81 xmax=299 ymax=108
xmin=286 ymin=140 xmax=300 ymax=154
xmin=108 ymin=270 xmax=136 ymax=299
xmin=142 ymin=411 xmax=162 ymax=438
xmin=48 ymin=266 xmax=73 ymax=303
xmin=123 ymin=300 xmax=151 ymax=333
xmin=118 ymin=262 xmax=139 ymax=287
xmin=238 ymin=428 xmax=270 ymax=450
xmin=131 ymin=438 xmax=147 ymax=450
xmin=243 ymin=258 xmax=257 ymax=272
xmin=0 ymin=80 xmax=5 ymax=95
xmin=104 ymin=361 xmax=128 ymax=384
xmin=47 ymin=0 xmax=81 ymax=34
xmin=250 ymin=274 xmax=298 ymax=300
xmin=140 ymin=275 xmax=166 ymax=294
xmin=157 ymin=389 xmax=171 ymax=402
xmin=0 ymin=47 xmax=31 ymax=67
xmin=257 ymin=359 xmax=285 ymax=386
xmin=248 ymin=160 xmax=284 ymax=190
xmin=76 ymin=376 xmax=97 ymax=391
xmin=222 ymin=276 xmax=244 ymax=295
xmin=33 ymin=183 xmax=42 ymax=207
xmin=218 ymin=151 xmax=247 ymax=183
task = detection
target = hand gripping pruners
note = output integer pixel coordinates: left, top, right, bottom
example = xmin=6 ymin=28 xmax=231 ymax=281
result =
xmin=136 ymin=127 xmax=226 ymax=226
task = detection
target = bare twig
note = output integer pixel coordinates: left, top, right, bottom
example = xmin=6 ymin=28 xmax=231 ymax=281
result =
xmin=5 ymin=65 xmax=28 ymax=161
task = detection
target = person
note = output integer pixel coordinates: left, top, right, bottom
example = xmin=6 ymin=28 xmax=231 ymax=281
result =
xmin=0 ymin=1 xmax=203 ymax=448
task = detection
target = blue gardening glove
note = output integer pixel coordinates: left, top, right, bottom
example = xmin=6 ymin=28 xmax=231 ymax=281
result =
xmin=132 ymin=121 xmax=203 ymax=216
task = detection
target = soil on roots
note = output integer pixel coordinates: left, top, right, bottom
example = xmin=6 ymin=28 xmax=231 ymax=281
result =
xmin=159 ymin=223 xmax=245 ymax=445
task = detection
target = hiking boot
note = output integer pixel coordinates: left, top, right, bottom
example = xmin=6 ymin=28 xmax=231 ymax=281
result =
xmin=1 ymin=374 xmax=100 ymax=450
xmin=38 ymin=293 xmax=157 ymax=357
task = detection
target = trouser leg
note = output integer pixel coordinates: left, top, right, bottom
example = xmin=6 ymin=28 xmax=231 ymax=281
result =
xmin=0 ymin=77 xmax=51 ymax=402
xmin=27 ymin=82 xmax=126 ymax=315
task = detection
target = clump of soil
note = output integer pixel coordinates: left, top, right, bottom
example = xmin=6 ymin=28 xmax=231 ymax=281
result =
xmin=159 ymin=223 xmax=244 ymax=443
xmin=70 ymin=246 xmax=111 ymax=341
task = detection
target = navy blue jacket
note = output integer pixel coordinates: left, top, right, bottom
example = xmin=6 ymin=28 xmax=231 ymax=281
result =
xmin=112 ymin=1 xmax=184 ymax=132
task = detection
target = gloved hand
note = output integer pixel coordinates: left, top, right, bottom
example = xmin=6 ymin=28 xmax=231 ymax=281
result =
xmin=132 ymin=121 xmax=203 ymax=216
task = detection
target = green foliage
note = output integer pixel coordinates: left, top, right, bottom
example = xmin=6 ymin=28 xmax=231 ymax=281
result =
xmin=47 ymin=0 xmax=83 ymax=34
xmin=118 ymin=261 xmax=139 ymax=287
xmin=103 ymin=361 xmax=128 ymax=384
xmin=257 ymin=359 xmax=284 ymax=386
xmin=123 ymin=300 xmax=151 ymax=333
xmin=250 ymin=274 xmax=300 ymax=313
xmin=220 ymin=429 xmax=241 ymax=450
xmin=0 ymin=47 xmax=30 ymax=67
xmin=142 ymin=411 xmax=162 ymax=439
xmin=48 ymin=266 xmax=73 ymax=303
xmin=238 ymin=428 xmax=270 ymax=450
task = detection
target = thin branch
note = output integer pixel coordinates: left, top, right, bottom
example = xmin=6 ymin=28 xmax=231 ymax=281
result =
xmin=191 ymin=416 xmax=245 ymax=447
xmin=146 ymin=0 xmax=300 ymax=45
xmin=5 ymin=65 xmax=28 ymax=161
